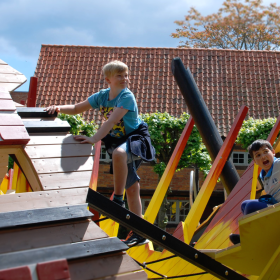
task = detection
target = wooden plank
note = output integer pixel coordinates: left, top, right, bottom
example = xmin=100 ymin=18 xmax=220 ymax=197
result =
xmin=0 ymin=153 xmax=8 ymax=183
xmin=25 ymin=143 xmax=94 ymax=159
xmin=32 ymin=156 xmax=94 ymax=174
xmin=0 ymin=204 xmax=93 ymax=229
xmin=0 ymin=126 xmax=30 ymax=145
xmin=0 ymin=220 xmax=108 ymax=254
xmin=0 ymin=188 xmax=88 ymax=213
xmin=17 ymin=107 xmax=57 ymax=118
xmin=0 ymin=91 xmax=12 ymax=99
xmin=0 ymin=100 xmax=16 ymax=111
xmin=68 ymin=252 xmax=144 ymax=280
xmin=36 ymin=259 xmax=70 ymax=280
xmin=0 ymin=266 xmax=32 ymax=280
xmin=0 ymin=74 xmax=27 ymax=83
xmin=0 ymin=238 xmax=128 ymax=270
xmin=0 ymin=65 xmax=21 ymax=74
xmin=39 ymin=171 xmax=92 ymax=190
xmin=0 ymin=114 xmax=24 ymax=126
xmin=0 ymin=82 xmax=24 ymax=92
xmin=99 ymin=271 xmax=147 ymax=280
xmin=23 ymin=121 xmax=71 ymax=133
xmin=27 ymin=134 xmax=85 ymax=145
xmin=13 ymin=147 xmax=42 ymax=191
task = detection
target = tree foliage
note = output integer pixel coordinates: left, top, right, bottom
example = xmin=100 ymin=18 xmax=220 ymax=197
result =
xmin=141 ymin=112 xmax=212 ymax=177
xmin=236 ymin=117 xmax=277 ymax=149
xmin=58 ymin=113 xmax=98 ymax=137
xmin=171 ymin=0 xmax=280 ymax=50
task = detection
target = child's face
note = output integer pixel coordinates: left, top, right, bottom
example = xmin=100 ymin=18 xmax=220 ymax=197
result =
xmin=105 ymin=71 xmax=129 ymax=90
xmin=253 ymin=145 xmax=275 ymax=173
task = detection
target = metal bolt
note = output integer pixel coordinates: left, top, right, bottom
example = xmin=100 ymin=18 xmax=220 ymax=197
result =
xmin=225 ymin=271 xmax=228 ymax=276
xmin=195 ymin=253 xmax=198 ymax=259
xmin=126 ymin=214 xmax=130 ymax=220
xmin=162 ymin=235 xmax=166 ymax=240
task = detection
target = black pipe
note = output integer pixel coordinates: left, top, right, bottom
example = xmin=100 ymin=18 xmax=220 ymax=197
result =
xmin=171 ymin=57 xmax=240 ymax=193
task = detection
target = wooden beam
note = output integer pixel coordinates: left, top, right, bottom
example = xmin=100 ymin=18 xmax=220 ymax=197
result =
xmin=0 ymin=204 xmax=92 ymax=229
xmin=0 ymin=220 xmax=107 ymax=254
xmin=17 ymin=107 xmax=57 ymax=118
xmin=0 ymin=238 xmax=128 ymax=270
xmin=0 ymin=188 xmax=88 ymax=213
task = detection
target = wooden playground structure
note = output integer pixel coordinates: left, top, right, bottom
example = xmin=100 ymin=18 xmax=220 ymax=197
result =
xmin=1 ymin=58 xmax=280 ymax=279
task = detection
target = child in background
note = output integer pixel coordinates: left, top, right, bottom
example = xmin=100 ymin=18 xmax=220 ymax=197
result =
xmin=230 ymin=139 xmax=280 ymax=244
xmin=46 ymin=60 xmax=155 ymax=246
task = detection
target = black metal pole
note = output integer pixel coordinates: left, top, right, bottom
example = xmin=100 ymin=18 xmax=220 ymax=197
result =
xmin=171 ymin=57 xmax=240 ymax=193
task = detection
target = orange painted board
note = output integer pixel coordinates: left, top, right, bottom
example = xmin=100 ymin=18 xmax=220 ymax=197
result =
xmin=183 ymin=105 xmax=248 ymax=243
xmin=144 ymin=117 xmax=195 ymax=224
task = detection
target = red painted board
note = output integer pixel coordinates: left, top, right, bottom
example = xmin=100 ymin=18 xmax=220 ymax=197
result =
xmin=0 ymin=100 xmax=16 ymax=111
xmin=0 ymin=126 xmax=30 ymax=144
xmin=36 ymin=259 xmax=71 ymax=280
xmin=0 ymin=266 xmax=32 ymax=280
xmin=0 ymin=114 xmax=23 ymax=126
xmin=0 ymin=91 xmax=12 ymax=100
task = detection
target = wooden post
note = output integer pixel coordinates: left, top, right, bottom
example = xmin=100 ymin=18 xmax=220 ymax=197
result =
xmin=27 ymin=77 xmax=37 ymax=107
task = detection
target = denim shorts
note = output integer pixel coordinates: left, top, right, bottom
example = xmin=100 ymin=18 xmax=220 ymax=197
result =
xmin=116 ymin=140 xmax=141 ymax=189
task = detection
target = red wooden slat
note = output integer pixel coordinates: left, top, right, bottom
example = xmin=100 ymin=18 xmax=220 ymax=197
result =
xmin=36 ymin=259 xmax=71 ymax=280
xmin=0 ymin=100 xmax=16 ymax=111
xmin=0 ymin=126 xmax=30 ymax=145
xmin=0 ymin=114 xmax=24 ymax=126
xmin=0 ymin=266 xmax=32 ymax=280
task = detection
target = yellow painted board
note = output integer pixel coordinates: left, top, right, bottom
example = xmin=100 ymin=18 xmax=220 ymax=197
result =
xmin=16 ymin=170 xmax=27 ymax=193
xmin=257 ymin=243 xmax=280 ymax=280
xmin=11 ymin=162 xmax=19 ymax=190
xmin=0 ymin=176 xmax=8 ymax=194
xmin=214 ymin=203 xmax=280 ymax=276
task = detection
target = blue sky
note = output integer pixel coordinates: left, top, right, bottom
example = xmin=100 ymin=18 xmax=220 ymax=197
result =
xmin=1 ymin=0 xmax=277 ymax=91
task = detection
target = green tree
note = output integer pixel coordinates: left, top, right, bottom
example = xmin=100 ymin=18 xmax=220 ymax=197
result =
xmin=58 ymin=113 xmax=98 ymax=137
xmin=236 ymin=117 xmax=277 ymax=149
xmin=141 ymin=112 xmax=212 ymax=230
xmin=172 ymin=0 xmax=280 ymax=50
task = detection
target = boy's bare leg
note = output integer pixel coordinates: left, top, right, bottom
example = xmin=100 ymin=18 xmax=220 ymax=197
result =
xmin=112 ymin=147 xmax=128 ymax=195
xmin=126 ymin=181 xmax=142 ymax=217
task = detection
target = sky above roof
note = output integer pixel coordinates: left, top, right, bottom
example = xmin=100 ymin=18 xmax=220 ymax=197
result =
xmin=1 ymin=0 xmax=278 ymax=91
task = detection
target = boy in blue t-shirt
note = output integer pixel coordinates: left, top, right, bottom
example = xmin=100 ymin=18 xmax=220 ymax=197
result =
xmin=230 ymin=139 xmax=280 ymax=245
xmin=46 ymin=60 xmax=155 ymax=246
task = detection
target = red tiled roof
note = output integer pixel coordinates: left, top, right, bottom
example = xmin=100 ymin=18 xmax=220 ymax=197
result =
xmin=35 ymin=45 xmax=280 ymax=136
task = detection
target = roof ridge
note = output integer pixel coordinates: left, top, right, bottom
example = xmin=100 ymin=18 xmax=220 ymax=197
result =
xmin=40 ymin=44 xmax=280 ymax=54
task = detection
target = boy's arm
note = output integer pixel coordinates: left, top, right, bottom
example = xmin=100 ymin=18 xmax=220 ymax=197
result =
xmin=45 ymin=100 xmax=92 ymax=115
xmin=74 ymin=107 xmax=128 ymax=144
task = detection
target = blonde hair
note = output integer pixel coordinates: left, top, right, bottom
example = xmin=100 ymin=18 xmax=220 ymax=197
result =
xmin=102 ymin=60 xmax=128 ymax=78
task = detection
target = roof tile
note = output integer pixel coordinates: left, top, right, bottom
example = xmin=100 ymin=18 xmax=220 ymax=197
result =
xmin=35 ymin=45 xmax=280 ymax=136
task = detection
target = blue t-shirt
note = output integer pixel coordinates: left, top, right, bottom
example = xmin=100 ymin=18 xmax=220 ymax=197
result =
xmin=88 ymin=88 xmax=142 ymax=138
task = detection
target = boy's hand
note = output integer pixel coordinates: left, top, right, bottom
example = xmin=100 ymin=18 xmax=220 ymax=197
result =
xmin=44 ymin=105 xmax=60 ymax=114
xmin=73 ymin=135 xmax=96 ymax=144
